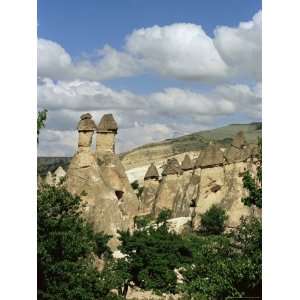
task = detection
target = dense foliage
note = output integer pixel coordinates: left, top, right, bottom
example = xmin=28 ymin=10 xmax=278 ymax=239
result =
xmin=37 ymin=185 xmax=118 ymax=300
xmin=115 ymin=210 xmax=192 ymax=295
xmin=182 ymin=216 xmax=262 ymax=299
xmin=199 ymin=205 xmax=228 ymax=235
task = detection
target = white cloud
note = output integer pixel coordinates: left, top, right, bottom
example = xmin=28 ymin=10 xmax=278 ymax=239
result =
xmin=125 ymin=23 xmax=228 ymax=81
xmin=38 ymin=10 xmax=261 ymax=83
xmin=38 ymin=129 xmax=77 ymax=156
xmin=214 ymin=11 xmax=262 ymax=80
xmin=38 ymin=39 xmax=140 ymax=81
xmin=38 ymin=79 xmax=261 ymax=155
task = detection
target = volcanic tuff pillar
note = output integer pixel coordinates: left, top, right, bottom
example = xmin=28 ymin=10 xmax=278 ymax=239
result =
xmin=96 ymin=114 xmax=118 ymax=154
xmin=77 ymin=113 xmax=97 ymax=152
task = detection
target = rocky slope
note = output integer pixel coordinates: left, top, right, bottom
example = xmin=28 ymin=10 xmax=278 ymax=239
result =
xmin=120 ymin=122 xmax=261 ymax=170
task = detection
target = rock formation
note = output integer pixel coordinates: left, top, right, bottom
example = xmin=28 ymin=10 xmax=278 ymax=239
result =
xmin=140 ymin=163 xmax=160 ymax=214
xmin=142 ymin=132 xmax=261 ymax=230
xmin=65 ymin=113 xmax=139 ymax=249
xmin=153 ymin=158 xmax=185 ymax=216
xmin=45 ymin=171 xmax=54 ymax=185
xmin=181 ymin=154 xmax=194 ymax=171
xmin=62 ymin=114 xmax=260 ymax=248
xmin=53 ymin=166 xmax=66 ymax=185
xmin=96 ymin=113 xmax=118 ymax=154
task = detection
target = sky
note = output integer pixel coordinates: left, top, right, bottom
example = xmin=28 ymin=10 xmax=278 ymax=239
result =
xmin=37 ymin=0 xmax=262 ymax=156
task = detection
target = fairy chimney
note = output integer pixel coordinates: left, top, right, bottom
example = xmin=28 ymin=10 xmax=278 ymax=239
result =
xmin=181 ymin=154 xmax=194 ymax=171
xmin=96 ymin=114 xmax=118 ymax=154
xmin=231 ymin=131 xmax=247 ymax=149
xmin=162 ymin=158 xmax=183 ymax=177
xmin=195 ymin=143 xmax=224 ymax=168
xmin=77 ymin=113 xmax=97 ymax=151
xmin=140 ymin=163 xmax=160 ymax=214
xmin=144 ymin=163 xmax=159 ymax=181
xmin=53 ymin=166 xmax=66 ymax=186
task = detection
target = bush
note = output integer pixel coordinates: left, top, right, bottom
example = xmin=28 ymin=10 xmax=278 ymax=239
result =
xmin=200 ymin=205 xmax=228 ymax=235
xmin=115 ymin=213 xmax=192 ymax=295
xmin=181 ymin=216 xmax=262 ymax=299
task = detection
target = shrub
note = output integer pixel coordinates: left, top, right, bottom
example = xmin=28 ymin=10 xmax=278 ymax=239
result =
xmin=199 ymin=205 xmax=228 ymax=235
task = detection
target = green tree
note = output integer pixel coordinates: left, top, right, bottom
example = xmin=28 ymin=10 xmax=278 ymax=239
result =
xmin=199 ymin=205 xmax=228 ymax=235
xmin=37 ymin=185 xmax=117 ymax=300
xmin=181 ymin=216 xmax=262 ymax=299
xmin=242 ymin=138 xmax=262 ymax=208
xmin=115 ymin=211 xmax=192 ymax=296
xmin=37 ymin=109 xmax=48 ymax=143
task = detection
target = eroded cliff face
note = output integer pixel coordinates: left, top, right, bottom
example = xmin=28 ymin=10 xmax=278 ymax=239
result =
xmin=139 ymin=133 xmax=261 ymax=230
xmin=63 ymin=113 xmax=260 ymax=249
xmin=65 ymin=149 xmax=137 ymax=249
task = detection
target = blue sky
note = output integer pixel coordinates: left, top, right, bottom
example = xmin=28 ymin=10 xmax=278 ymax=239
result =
xmin=37 ymin=0 xmax=261 ymax=156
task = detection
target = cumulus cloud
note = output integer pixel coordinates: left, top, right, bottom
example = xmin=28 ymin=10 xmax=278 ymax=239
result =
xmin=38 ymin=39 xmax=141 ymax=81
xmin=38 ymin=79 xmax=261 ymax=155
xmin=125 ymin=23 xmax=228 ymax=81
xmin=38 ymin=10 xmax=261 ymax=83
xmin=214 ymin=10 xmax=262 ymax=80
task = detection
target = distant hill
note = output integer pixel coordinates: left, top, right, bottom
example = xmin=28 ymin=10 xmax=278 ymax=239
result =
xmin=37 ymin=122 xmax=261 ymax=175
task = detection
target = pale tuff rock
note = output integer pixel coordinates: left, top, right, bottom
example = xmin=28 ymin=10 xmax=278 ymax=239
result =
xmin=65 ymin=150 xmax=125 ymax=249
xmin=153 ymin=173 xmax=185 ymax=216
xmin=53 ymin=166 xmax=66 ymax=185
xmin=224 ymin=131 xmax=252 ymax=164
xmin=77 ymin=113 xmax=97 ymax=152
xmin=193 ymin=166 xmax=226 ymax=229
xmin=65 ymin=113 xmax=139 ymax=250
xmin=45 ymin=171 xmax=54 ymax=185
xmin=97 ymin=113 xmax=118 ymax=132
xmin=96 ymin=114 xmax=139 ymax=222
xmin=96 ymin=152 xmax=139 ymax=223
xmin=162 ymin=158 xmax=183 ymax=176
xmin=96 ymin=114 xmax=118 ymax=154
xmin=142 ymin=131 xmax=261 ymax=230
xmin=140 ymin=179 xmax=160 ymax=214
xmin=167 ymin=217 xmax=192 ymax=235
xmin=140 ymin=163 xmax=160 ymax=214
xmin=195 ymin=143 xmax=224 ymax=168
xmin=181 ymin=154 xmax=194 ymax=171
xmin=144 ymin=163 xmax=159 ymax=180
xmin=153 ymin=159 xmax=185 ymax=216
xmin=231 ymin=131 xmax=247 ymax=149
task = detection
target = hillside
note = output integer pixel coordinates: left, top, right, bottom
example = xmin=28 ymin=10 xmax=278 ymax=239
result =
xmin=120 ymin=122 xmax=261 ymax=169
xmin=37 ymin=122 xmax=261 ymax=176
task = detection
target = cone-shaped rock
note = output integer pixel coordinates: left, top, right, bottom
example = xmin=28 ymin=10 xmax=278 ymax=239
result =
xmin=225 ymin=132 xmax=250 ymax=164
xmin=231 ymin=131 xmax=247 ymax=149
xmin=181 ymin=154 xmax=194 ymax=171
xmin=54 ymin=166 xmax=66 ymax=185
xmin=144 ymin=163 xmax=159 ymax=180
xmin=195 ymin=144 xmax=224 ymax=168
xmin=97 ymin=114 xmax=118 ymax=133
xmin=162 ymin=158 xmax=183 ymax=176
